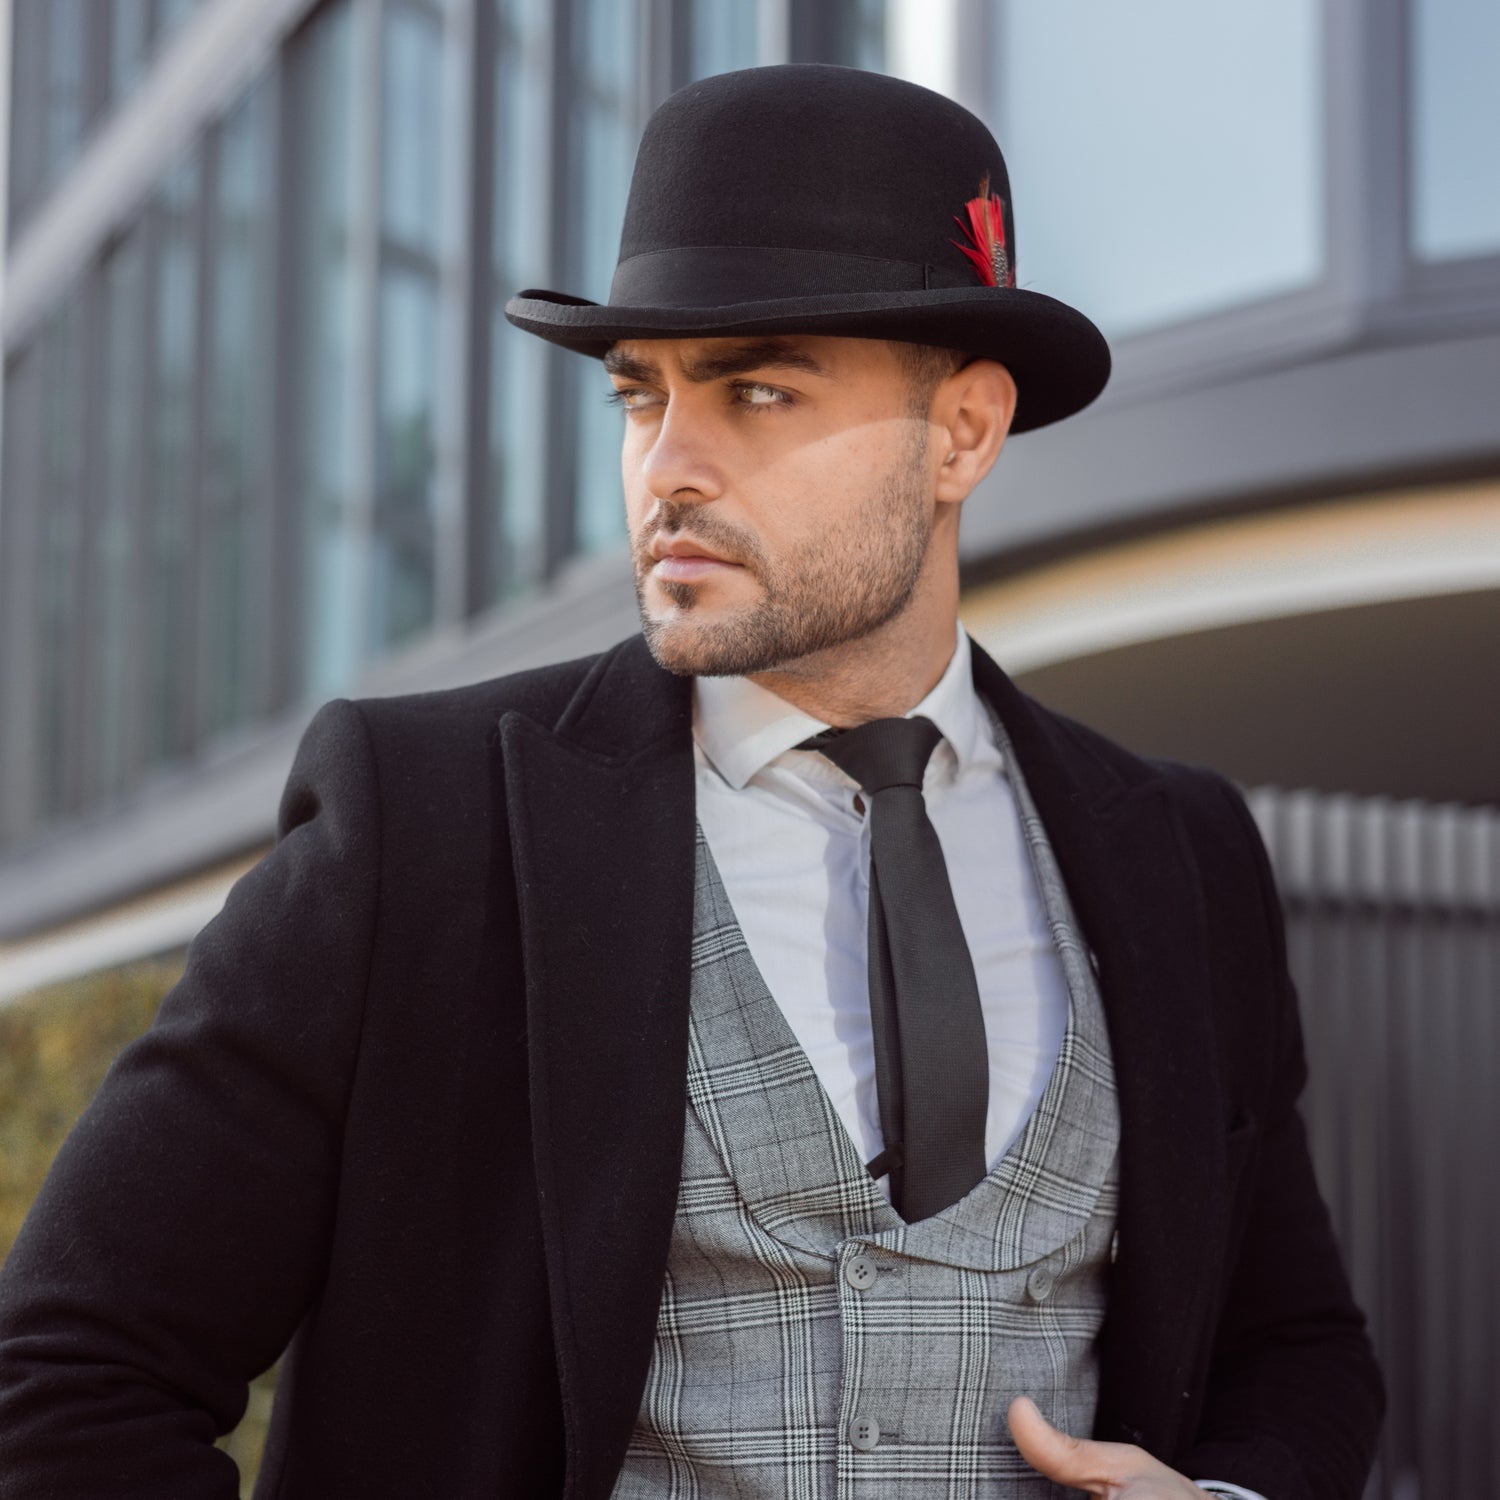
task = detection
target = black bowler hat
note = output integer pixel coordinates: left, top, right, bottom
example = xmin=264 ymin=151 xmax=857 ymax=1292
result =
xmin=504 ymin=64 xmax=1110 ymax=433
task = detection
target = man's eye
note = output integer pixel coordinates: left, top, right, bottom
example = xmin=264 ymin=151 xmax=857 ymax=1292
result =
xmin=605 ymin=387 xmax=661 ymax=411
xmin=735 ymin=383 xmax=791 ymax=408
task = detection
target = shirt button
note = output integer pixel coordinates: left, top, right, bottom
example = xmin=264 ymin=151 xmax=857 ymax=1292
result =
xmin=1026 ymin=1265 xmax=1055 ymax=1302
xmin=844 ymin=1254 xmax=878 ymax=1290
xmin=848 ymin=1415 xmax=881 ymax=1450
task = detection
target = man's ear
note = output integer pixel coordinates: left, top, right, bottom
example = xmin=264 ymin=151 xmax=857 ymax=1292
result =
xmin=933 ymin=359 xmax=1017 ymax=504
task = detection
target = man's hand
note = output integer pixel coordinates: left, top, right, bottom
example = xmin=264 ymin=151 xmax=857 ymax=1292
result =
xmin=1008 ymin=1396 xmax=1211 ymax=1497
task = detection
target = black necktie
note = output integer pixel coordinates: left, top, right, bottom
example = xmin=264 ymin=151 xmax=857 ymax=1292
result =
xmin=801 ymin=716 xmax=989 ymax=1220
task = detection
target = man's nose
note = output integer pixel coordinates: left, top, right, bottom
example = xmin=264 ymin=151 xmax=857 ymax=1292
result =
xmin=638 ymin=400 xmax=725 ymax=504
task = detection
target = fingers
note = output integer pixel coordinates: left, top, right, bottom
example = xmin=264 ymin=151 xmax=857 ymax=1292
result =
xmin=1008 ymin=1395 xmax=1110 ymax=1491
xmin=1009 ymin=1396 xmax=1202 ymax=1498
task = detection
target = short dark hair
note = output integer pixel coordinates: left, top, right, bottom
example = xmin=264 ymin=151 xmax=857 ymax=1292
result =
xmin=891 ymin=341 xmax=969 ymax=415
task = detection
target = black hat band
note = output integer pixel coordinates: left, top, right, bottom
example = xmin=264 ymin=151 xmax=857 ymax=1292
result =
xmin=608 ymin=244 xmax=978 ymax=309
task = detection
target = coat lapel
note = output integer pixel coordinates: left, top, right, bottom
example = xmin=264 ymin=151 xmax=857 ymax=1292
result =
xmin=969 ymin=638 xmax=1231 ymax=1456
xmin=499 ymin=636 xmax=696 ymax=1500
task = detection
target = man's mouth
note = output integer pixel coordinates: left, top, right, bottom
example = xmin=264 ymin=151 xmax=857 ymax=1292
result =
xmin=647 ymin=536 xmax=743 ymax=582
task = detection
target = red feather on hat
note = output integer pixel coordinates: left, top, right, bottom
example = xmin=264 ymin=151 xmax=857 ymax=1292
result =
xmin=952 ymin=173 xmax=1012 ymax=288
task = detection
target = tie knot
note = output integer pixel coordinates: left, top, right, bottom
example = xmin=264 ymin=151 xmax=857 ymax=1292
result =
xmin=800 ymin=715 xmax=945 ymax=796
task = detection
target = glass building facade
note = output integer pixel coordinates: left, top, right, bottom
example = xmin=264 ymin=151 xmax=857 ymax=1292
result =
xmin=0 ymin=0 xmax=890 ymax=853
xmin=2 ymin=0 xmax=1497 ymax=861
xmin=1 ymin=0 xmax=895 ymax=852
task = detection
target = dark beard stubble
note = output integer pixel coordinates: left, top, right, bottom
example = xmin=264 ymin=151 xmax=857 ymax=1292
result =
xmin=634 ymin=425 xmax=934 ymax=677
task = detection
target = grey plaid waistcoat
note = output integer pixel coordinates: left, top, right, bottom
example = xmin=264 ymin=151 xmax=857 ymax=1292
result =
xmin=612 ymin=709 xmax=1120 ymax=1498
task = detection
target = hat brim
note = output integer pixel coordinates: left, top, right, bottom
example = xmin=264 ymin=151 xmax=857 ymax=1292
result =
xmin=503 ymin=285 xmax=1110 ymax=434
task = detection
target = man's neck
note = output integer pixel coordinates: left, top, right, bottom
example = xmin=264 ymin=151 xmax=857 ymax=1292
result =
xmin=744 ymin=613 xmax=962 ymax=729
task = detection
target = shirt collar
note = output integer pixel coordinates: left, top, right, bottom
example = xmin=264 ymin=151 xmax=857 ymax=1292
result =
xmin=693 ymin=623 xmax=983 ymax=790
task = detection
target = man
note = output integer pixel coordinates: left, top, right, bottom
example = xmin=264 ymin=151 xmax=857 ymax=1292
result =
xmin=0 ymin=65 xmax=1380 ymax=1499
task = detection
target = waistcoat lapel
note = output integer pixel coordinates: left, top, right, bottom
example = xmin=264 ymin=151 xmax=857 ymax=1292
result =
xmin=684 ymin=825 xmax=903 ymax=1253
xmin=968 ymin=637 xmax=1231 ymax=1457
xmin=499 ymin=637 xmax=696 ymax=1500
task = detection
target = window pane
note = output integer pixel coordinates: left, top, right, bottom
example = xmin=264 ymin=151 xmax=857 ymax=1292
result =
xmin=374 ymin=0 xmax=449 ymax=648
xmin=108 ymin=0 xmax=156 ymax=107
xmin=565 ymin=0 xmax=634 ymax=306
xmin=488 ymin=310 xmax=547 ymax=601
xmin=793 ymin=0 xmax=886 ymax=69
xmin=156 ymin=0 xmax=205 ymax=37
xmin=995 ymin=0 xmax=1323 ymax=338
xmin=1412 ymin=0 xmax=1500 ymax=261
xmin=291 ymin=0 xmax=362 ymax=701
xmin=486 ymin=0 xmax=550 ymax=606
xmin=491 ymin=0 xmax=547 ymax=279
xmin=97 ymin=225 xmax=150 ymax=800
xmin=0 ymin=345 xmax=45 ymax=845
xmin=36 ymin=305 xmax=88 ymax=818
xmin=203 ymin=80 xmax=275 ymax=736
xmin=145 ymin=154 xmax=202 ymax=766
xmin=44 ymin=0 xmax=89 ymax=185
xmin=686 ymin=0 xmax=759 ymax=80
xmin=381 ymin=1 xmax=445 ymax=261
xmin=564 ymin=0 xmax=636 ymax=557
xmin=840 ymin=0 xmax=886 ymax=70
xmin=7 ymin=2 xmax=47 ymax=237
xmin=373 ymin=267 xmax=439 ymax=647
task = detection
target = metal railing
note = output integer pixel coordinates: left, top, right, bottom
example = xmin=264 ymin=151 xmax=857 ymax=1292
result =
xmin=1248 ymin=787 xmax=1500 ymax=1500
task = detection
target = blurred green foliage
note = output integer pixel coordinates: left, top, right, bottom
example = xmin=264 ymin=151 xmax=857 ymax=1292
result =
xmin=0 ymin=956 xmax=277 ymax=1497
xmin=0 ymin=957 xmax=183 ymax=1255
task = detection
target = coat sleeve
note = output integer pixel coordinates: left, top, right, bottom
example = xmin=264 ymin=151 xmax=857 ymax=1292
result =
xmin=1177 ymin=775 xmax=1385 ymax=1500
xmin=0 ymin=698 xmax=381 ymax=1499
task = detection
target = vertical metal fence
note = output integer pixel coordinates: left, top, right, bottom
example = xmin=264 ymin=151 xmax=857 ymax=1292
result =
xmin=1247 ymin=787 xmax=1500 ymax=1500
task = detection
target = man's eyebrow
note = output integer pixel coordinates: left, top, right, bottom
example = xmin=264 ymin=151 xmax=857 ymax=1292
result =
xmin=602 ymin=339 xmax=831 ymax=385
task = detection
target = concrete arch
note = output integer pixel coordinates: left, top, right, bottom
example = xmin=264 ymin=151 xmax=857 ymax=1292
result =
xmin=963 ymin=480 xmax=1500 ymax=805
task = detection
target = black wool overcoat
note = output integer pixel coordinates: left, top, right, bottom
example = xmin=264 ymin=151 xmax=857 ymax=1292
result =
xmin=0 ymin=633 xmax=1383 ymax=1499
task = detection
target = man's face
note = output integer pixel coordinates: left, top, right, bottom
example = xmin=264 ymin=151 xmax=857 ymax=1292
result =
xmin=609 ymin=334 xmax=938 ymax=677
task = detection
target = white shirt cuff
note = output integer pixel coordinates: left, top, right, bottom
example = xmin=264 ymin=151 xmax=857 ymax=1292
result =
xmin=1196 ymin=1484 xmax=1269 ymax=1500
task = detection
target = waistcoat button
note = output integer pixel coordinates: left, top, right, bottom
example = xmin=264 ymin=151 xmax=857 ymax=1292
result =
xmin=1026 ymin=1264 xmax=1055 ymax=1302
xmin=844 ymin=1254 xmax=878 ymax=1290
xmin=849 ymin=1415 xmax=881 ymax=1450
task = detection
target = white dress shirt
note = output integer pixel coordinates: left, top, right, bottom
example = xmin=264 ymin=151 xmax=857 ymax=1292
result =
xmin=692 ymin=626 xmax=1070 ymax=1183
